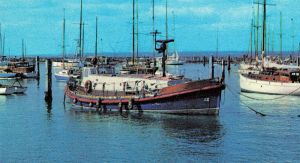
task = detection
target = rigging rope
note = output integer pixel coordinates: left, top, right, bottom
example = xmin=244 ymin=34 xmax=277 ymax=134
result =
xmin=226 ymin=84 xmax=267 ymax=116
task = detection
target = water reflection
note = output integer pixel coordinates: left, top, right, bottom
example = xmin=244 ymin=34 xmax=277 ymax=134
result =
xmin=161 ymin=115 xmax=223 ymax=143
xmin=45 ymin=100 xmax=52 ymax=119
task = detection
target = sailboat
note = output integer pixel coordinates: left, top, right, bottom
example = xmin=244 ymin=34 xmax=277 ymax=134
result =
xmin=156 ymin=1 xmax=183 ymax=66
xmin=55 ymin=9 xmax=81 ymax=81
xmin=240 ymin=0 xmax=300 ymax=95
xmin=121 ymin=0 xmax=158 ymax=74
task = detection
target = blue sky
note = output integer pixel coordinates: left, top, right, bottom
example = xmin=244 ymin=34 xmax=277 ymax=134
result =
xmin=0 ymin=0 xmax=299 ymax=56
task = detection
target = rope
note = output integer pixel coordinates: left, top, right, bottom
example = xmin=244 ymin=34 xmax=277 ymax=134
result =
xmin=226 ymin=84 xmax=267 ymax=116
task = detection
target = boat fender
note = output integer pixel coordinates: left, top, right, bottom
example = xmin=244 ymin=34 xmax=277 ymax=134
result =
xmin=84 ymin=80 xmax=92 ymax=93
xmin=89 ymin=102 xmax=93 ymax=107
xmin=118 ymin=102 xmax=122 ymax=108
xmin=73 ymin=98 xmax=77 ymax=104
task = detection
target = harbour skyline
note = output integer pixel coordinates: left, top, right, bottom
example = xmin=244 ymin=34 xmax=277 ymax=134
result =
xmin=0 ymin=0 xmax=299 ymax=56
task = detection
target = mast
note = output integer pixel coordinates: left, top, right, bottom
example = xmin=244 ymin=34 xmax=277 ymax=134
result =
xmin=2 ymin=33 xmax=5 ymax=56
xmin=250 ymin=18 xmax=254 ymax=59
xmin=272 ymin=31 xmax=274 ymax=54
xmin=0 ymin=24 xmax=2 ymax=56
xmin=22 ymin=39 xmax=24 ymax=59
xmin=255 ymin=2 xmax=259 ymax=65
xmin=79 ymin=0 xmax=83 ymax=59
xmin=132 ymin=0 xmax=135 ymax=65
xmin=172 ymin=11 xmax=176 ymax=52
xmin=95 ymin=16 xmax=98 ymax=57
xmin=165 ymin=0 xmax=168 ymax=55
xmin=216 ymin=29 xmax=219 ymax=57
xmin=291 ymin=18 xmax=295 ymax=54
xmin=136 ymin=0 xmax=139 ymax=64
xmin=62 ymin=9 xmax=66 ymax=61
xmin=280 ymin=12 xmax=283 ymax=61
xmin=152 ymin=0 xmax=156 ymax=66
xmin=82 ymin=22 xmax=85 ymax=58
xmin=261 ymin=0 xmax=266 ymax=68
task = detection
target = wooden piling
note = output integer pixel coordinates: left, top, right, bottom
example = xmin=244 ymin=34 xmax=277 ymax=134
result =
xmin=221 ymin=59 xmax=225 ymax=83
xmin=44 ymin=59 xmax=52 ymax=103
xmin=36 ymin=56 xmax=40 ymax=80
xmin=210 ymin=56 xmax=214 ymax=79
xmin=227 ymin=56 xmax=231 ymax=71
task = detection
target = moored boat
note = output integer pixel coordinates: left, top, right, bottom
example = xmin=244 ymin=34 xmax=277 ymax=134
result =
xmin=65 ymin=78 xmax=225 ymax=115
xmin=240 ymin=69 xmax=300 ymax=95
xmin=0 ymin=84 xmax=14 ymax=95
xmin=54 ymin=69 xmax=80 ymax=81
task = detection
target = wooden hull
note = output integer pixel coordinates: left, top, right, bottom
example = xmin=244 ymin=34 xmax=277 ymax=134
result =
xmin=240 ymin=74 xmax=300 ymax=95
xmin=65 ymin=80 xmax=224 ymax=115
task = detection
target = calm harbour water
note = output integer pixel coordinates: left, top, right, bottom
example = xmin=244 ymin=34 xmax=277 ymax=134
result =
xmin=1 ymin=62 xmax=300 ymax=162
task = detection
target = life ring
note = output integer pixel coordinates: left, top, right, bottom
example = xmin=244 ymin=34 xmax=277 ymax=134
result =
xmin=91 ymin=57 xmax=98 ymax=66
xmin=84 ymin=80 xmax=92 ymax=93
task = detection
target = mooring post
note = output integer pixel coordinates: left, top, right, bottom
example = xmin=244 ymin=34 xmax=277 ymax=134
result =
xmin=221 ymin=59 xmax=225 ymax=83
xmin=227 ymin=56 xmax=231 ymax=71
xmin=210 ymin=56 xmax=214 ymax=79
xmin=35 ymin=56 xmax=40 ymax=80
xmin=203 ymin=56 xmax=206 ymax=66
xmin=44 ymin=59 xmax=53 ymax=103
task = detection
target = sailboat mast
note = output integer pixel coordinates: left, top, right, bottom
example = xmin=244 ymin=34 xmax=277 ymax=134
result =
xmin=250 ymin=17 xmax=254 ymax=59
xmin=95 ymin=16 xmax=98 ymax=57
xmin=261 ymin=0 xmax=266 ymax=68
xmin=22 ymin=39 xmax=25 ymax=59
xmin=280 ymin=12 xmax=283 ymax=60
xmin=62 ymin=9 xmax=66 ymax=60
xmin=0 ymin=24 xmax=2 ymax=56
xmin=136 ymin=0 xmax=139 ymax=64
xmin=255 ymin=2 xmax=259 ymax=64
xmin=272 ymin=31 xmax=274 ymax=54
xmin=132 ymin=0 xmax=135 ymax=65
xmin=79 ymin=0 xmax=83 ymax=59
xmin=152 ymin=0 xmax=155 ymax=65
xmin=82 ymin=22 xmax=85 ymax=58
xmin=172 ymin=11 xmax=176 ymax=52
xmin=291 ymin=18 xmax=295 ymax=54
xmin=2 ymin=33 xmax=5 ymax=56
xmin=216 ymin=29 xmax=219 ymax=57
xmin=165 ymin=0 xmax=168 ymax=54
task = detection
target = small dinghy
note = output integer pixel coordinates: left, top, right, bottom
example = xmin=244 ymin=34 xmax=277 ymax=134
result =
xmin=0 ymin=84 xmax=14 ymax=95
